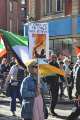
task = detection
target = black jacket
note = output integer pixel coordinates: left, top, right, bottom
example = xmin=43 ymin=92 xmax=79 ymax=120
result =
xmin=45 ymin=61 xmax=60 ymax=85
xmin=76 ymin=66 xmax=80 ymax=96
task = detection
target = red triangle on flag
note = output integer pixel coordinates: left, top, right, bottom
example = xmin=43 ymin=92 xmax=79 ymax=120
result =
xmin=0 ymin=36 xmax=7 ymax=57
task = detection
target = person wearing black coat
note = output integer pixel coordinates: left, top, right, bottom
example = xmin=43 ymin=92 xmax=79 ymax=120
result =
xmin=46 ymin=54 xmax=60 ymax=116
xmin=67 ymin=62 xmax=74 ymax=100
xmin=66 ymin=65 xmax=80 ymax=120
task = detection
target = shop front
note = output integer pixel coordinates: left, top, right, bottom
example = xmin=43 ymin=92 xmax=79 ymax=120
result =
xmin=48 ymin=16 xmax=78 ymax=62
xmin=24 ymin=16 xmax=80 ymax=61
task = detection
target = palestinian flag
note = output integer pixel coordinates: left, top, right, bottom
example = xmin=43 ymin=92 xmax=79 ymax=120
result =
xmin=0 ymin=35 xmax=7 ymax=57
xmin=0 ymin=29 xmax=65 ymax=77
xmin=0 ymin=29 xmax=29 ymax=67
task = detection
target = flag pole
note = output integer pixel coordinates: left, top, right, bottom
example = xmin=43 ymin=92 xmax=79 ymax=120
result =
xmin=37 ymin=58 xmax=40 ymax=85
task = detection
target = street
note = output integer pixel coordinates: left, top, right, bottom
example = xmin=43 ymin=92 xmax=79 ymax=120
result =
xmin=0 ymin=0 xmax=80 ymax=120
xmin=0 ymin=93 xmax=79 ymax=120
xmin=0 ymin=86 xmax=80 ymax=120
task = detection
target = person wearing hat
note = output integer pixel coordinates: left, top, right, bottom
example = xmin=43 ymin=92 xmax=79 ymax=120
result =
xmin=20 ymin=61 xmax=48 ymax=120
xmin=45 ymin=54 xmax=60 ymax=116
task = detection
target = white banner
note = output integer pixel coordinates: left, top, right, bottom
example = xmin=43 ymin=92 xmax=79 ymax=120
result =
xmin=28 ymin=22 xmax=49 ymax=59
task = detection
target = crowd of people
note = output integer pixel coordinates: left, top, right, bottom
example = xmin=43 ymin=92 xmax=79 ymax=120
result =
xmin=0 ymin=52 xmax=80 ymax=120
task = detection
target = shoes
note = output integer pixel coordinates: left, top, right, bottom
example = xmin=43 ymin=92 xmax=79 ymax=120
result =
xmin=51 ymin=111 xmax=58 ymax=116
xmin=63 ymin=94 xmax=67 ymax=98
xmin=66 ymin=117 xmax=73 ymax=120
xmin=12 ymin=112 xmax=16 ymax=116
xmin=69 ymin=97 xmax=74 ymax=100
xmin=50 ymin=108 xmax=58 ymax=116
xmin=60 ymin=96 xmax=63 ymax=100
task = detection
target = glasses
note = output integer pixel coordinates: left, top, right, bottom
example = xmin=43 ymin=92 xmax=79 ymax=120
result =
xmin=32 ymin=66 xmax=38 ymax=68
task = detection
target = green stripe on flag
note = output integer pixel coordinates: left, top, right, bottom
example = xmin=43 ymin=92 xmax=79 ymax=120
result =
xmin=0 ymin=29 xmax=28 ymax=47
xmin=0 ymin=29 xmax=29 ymax=67
xmin=0 ymin=44 xmax=4 ymax=49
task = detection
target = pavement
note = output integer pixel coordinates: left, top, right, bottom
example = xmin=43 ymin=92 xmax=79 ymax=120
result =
xmin=0 ymin=93 xmax=75 ymax=120
xmin=0 ymin=87 xmax=80 ymax=120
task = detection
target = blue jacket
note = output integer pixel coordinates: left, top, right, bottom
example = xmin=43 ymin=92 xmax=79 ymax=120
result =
xmin=20 ymin=75 xmax=48 ymax=119
xmin=20 ymin=76 xmax=36 ymax=99
xmin=20 ymin=76 xmax=36 ymax=119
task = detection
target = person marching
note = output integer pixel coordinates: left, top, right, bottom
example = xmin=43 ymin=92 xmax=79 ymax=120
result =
xmin=5 ymin=59 xmax=25 ymax=116
xmin=66 ymin=60 xmax=80 ymax=120
xmin=20 ymin=61 xmax=48 ymax=120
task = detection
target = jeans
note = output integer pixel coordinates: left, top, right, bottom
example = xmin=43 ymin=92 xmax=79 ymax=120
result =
xmin=10 ymin=86 xmax=22 ymax=112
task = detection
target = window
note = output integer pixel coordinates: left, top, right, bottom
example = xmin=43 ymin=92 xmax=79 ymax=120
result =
xmin=21 ymin=7 xmax=26 ymax=17
xmin=43 ymin=0 xmax=53 ymax=15
xmin=42 ymin=0 xmax=63 ymax=16
xmin=51 ymin=38 xmax=73 ymax=57
xmin=50 ymin=0 xmax=53 ymax=13
xmin=56 ymin=0 xmax=63 ymax=12
xmin=20 ymin=21 xmax=24 ymax=35
xmin=21 ymin=0 xmax=26 ymax=4
xmin=10 ymin=19 xmax=12 ymax=32
xmin=46 ymin=0 xmax=52 ymax=14
xmin=9 ymin=1 xmax=13 ymax=12
xmin=42 ymin=0 xmax=46 ymax=16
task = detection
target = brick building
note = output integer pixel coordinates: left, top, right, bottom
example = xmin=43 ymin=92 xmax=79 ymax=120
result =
xmin=27 ymin=0 xmax=80 ymax=20
xmin=0 ymin=0 xmax=7 ymax=30
xmin=25 ymin=0 xmax=80 ymax=60
xmin=0 ymin=0 xmax=28 ymax=34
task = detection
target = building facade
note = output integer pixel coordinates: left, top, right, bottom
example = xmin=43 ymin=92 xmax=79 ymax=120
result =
xmin=0 ymin=0 xmax=7 ymax=30
xmin=26 ymin=0 xmax=80 ymax=61
xmin=19 ymin=0 xmax=28 ymax=34
xmin=7 ymin=0 xmax=19 ymax=33
xmin=0 ymin=0 xmax=28 ymax=34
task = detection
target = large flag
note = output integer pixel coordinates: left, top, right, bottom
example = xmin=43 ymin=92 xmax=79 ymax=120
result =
xmin=27 ymin=59 xmax=65 ymax=77
xmin=0 ymin=29 xmax=29 ymax=67
xmin=38 ymin=59 xmax=64 ymax=76
xmin=0 ymin=35 xmax=7 ymax=57
xmin=39 ymin=64 xmax=64 ymax=77
xmin=0 ymin=29 xmax=64 ymax=77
